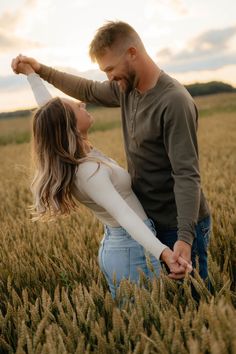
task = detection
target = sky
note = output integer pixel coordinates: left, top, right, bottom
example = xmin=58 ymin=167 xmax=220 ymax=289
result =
xmin=0 ymin=0 xmax=236 ymax=112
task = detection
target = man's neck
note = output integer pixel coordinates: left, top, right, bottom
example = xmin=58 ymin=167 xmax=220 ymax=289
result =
xmin=135 ymin=57 xmax=161 ymax=93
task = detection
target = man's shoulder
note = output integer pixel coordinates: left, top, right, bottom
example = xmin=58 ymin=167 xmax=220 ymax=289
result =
xmin=158 ymin=72 xmax=195 ymax=106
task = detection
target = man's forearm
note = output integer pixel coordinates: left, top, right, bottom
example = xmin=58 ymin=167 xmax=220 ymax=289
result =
xmin=174 ymin=180 xmax=201 ymax=245
xmin=38 ymin=64 xmax=120 ymax=107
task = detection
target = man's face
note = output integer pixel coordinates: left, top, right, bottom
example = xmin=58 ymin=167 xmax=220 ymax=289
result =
xmin=97 ymin=48 xmax=137 ymax=93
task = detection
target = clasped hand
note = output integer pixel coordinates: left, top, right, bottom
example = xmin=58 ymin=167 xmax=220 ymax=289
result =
xmin=161 ymin=240 xmax=192 ymax=279
xmin=11 ymin=54 xmax=40 ymax=75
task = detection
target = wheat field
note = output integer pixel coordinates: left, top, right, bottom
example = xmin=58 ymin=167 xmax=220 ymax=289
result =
xmin=0 ymin=93 xmax=235 ymax=353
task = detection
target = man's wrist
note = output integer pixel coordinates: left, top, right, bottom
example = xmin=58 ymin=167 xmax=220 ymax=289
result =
xmin=38 ymin=64 xmax=51 ymax=80
xmin=178 ymin=232 xmax=194 ymax=246
xmin=35 ymin=62 xmax=41 ymax=73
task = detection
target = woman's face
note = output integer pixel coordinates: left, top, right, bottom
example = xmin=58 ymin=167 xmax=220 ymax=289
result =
xmin=62 ymin=98 xmax=94 ymax=135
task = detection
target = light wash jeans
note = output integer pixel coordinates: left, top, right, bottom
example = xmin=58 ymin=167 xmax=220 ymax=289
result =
xmin=98 ymin=218 xmax=161 ymax=299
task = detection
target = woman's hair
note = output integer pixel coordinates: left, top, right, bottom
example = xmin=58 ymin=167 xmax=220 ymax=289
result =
xmin=30 ymin=97 xmax=87 ymax=221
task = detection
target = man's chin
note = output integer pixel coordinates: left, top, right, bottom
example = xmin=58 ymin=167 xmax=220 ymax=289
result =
xmin=117 ymin=80 xmax=132 ymax=93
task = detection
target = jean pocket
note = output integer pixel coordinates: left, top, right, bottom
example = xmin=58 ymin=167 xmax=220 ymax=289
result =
xmin=103 ymin=248 xmax=130 ymax=283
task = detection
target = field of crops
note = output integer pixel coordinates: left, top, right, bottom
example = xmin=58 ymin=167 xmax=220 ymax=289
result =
xmin=0 ymin=92 xmax=235 ymax=353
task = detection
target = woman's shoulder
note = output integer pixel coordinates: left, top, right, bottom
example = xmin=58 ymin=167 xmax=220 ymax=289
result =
xmin=76 ymin=159 xmax=110 ymax=181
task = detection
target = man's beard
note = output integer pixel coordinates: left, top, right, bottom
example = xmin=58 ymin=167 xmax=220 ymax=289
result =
xmin=115 ymin=70 xmax=137 ymax=94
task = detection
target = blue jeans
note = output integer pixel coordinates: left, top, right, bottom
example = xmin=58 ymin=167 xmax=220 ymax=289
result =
xmin=98 ymin=219 xmax=162 ymax=299
xmin=154 ymin=215 xmax=211 ymax=281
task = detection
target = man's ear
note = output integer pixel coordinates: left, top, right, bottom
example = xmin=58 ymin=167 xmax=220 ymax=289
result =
xmin=127 ymin=46 xmax=137 ymax=60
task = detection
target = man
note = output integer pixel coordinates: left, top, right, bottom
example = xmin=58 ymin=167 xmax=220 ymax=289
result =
xmin=12 ymin=21 xmax=211 ymax=281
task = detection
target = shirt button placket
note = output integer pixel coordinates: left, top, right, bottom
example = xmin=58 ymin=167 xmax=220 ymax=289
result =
xmin=131 ymin=91 xmax=139 ymax=138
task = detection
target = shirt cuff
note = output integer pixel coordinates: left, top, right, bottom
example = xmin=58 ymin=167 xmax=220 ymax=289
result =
xmin=38 ymin=64 xmax=52 ymax=81
xmin=177 ymin=231 xmax=195 ymax=246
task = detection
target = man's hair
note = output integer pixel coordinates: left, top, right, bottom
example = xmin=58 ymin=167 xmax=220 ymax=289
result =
xmin=89 ymin=21 xmax=144 ymax=62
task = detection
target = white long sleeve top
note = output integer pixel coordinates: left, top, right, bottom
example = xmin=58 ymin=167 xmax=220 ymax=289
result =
xmin=27 ymin=73 xmax=168 ymax=260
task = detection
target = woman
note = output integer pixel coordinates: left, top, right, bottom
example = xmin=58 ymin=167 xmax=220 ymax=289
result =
xmin=13 ymin=60 xmax=191 ymax=299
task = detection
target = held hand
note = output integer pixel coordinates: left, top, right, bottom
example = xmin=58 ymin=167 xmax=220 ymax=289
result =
xmin=168 ymin=240 xmax=192 ymax=279
xmin=11 ymin=54 xmax=41 ymax=74
xmin=160 ymin=247 xmax=192 ymax=279
xmin=11 ymin=60 xmax=35 ymax=76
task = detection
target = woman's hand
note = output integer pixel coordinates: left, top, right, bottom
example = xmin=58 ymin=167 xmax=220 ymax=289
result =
xmin=11 ymin=54 xmax=41 ymax=75
xmin=160 ymin=247 xmax=193 ymax=279
xmin=12 ymin=61 xmax=35 ymax=76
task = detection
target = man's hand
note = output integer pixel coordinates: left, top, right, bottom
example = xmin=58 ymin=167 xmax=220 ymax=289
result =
xmin=168 ymin=240 xmax=192 ymax=279
xmin=11 ymin=61 xmax=35 ymax=76
xmin=160 ymin=246 xmax=192 ymax=279
xmin=11 ymin=54 xmax=41 ymax=74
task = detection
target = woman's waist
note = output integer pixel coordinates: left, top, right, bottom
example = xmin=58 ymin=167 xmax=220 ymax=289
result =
xmin=104 ymin=218 xmax=155 ymax=239
xmin=84 ymin=196 xmax=148 ymax=228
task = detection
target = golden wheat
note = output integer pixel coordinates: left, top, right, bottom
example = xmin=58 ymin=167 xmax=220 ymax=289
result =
xmin=0 ymin=93 xmax=235 ymax=353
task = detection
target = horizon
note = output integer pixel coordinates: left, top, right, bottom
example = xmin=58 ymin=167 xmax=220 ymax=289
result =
xmin=1 ymin=79 xmax=235 ymax=114
xmin=0 ymin=0 xmax=236 ymax=112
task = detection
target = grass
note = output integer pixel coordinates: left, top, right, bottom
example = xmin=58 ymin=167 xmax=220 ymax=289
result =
xmin=2 ymin=92 xmax=236 ymax=146
xmin=0 ymin=107 xmax=121 ymax=146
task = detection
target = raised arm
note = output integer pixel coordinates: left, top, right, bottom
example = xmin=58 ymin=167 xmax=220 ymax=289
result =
xmin=11 ymin=59 xmax=52 ymax=107
xmin=27 ymin=73 xmax=52 ymax=107
xmin=12 ymin=54 xmax=121 ymax=107
xmin=76 ymin=162 xmax=192 ymax=276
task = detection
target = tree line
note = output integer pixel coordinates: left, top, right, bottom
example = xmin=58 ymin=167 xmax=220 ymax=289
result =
xmin=185 ymin=81 xmax=235 ymax=97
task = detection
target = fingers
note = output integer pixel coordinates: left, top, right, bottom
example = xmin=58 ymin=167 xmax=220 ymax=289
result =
xmin=177 ymin=256 xmax=193 ymax=273
xmin=11 ymin=56 xmax=21 ymax=73
xmin=168 ymin=266 xmax=192 ymax=279
xmin=11 ymin=54 xmax=35 ymax=75
xmin=11 ymin=59 xmax=17 ymax=74
xmin=186 ymin=263 xmax=193 ymax=272
xmin=168 ymin=272 xmax=186 ymax=280
xmin=18 ymin=54 xmax=29 ymax=63
xmin=177 ymin=257 xmax=192 ymax=272
xmin=168 ymin=256 xmax=193 ymax=280
xmin=177 ymin=256 xmax=189 ymax=267
xmin=11 ymin=54 xmax=24 ymax=73
xmin=169 ymin=263 xmax=186 ymax=274
xmin=171 ymin=248 xmax=180 ymax=262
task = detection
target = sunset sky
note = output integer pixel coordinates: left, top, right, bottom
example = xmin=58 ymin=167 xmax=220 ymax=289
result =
xmin=0 ymin=0 xmax=236 ymax=112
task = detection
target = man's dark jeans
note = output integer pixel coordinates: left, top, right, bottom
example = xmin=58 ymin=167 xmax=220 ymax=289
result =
xmin=153 ymin=216 xmax=212 ymax=293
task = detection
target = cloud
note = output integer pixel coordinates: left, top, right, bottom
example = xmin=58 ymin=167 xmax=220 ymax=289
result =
xmin=156 ymin=26 xmax=236 ymax=73
xmin=0 ymin=11 xmax=21 ymax=31
xmin=0 ymin=0 xmax=37 ymax=31
xmin=0 ymin=0 xmax=42 ymax=53
xmin=185 ymin=26 xmax=236 ymax=56
xmin=25 ymin=0 xmax=38 ymax=5
xmin=0 ymin=30 xmax=42 ymax=53
xmin=170 ymin=0 xmax=188 ymax=15
xmin=0 ymin=74 xmax=29 ymax=91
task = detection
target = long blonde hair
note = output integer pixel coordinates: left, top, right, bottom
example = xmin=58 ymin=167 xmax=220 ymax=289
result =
xmin=30 ymin=97 xmax=89 ymax=221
